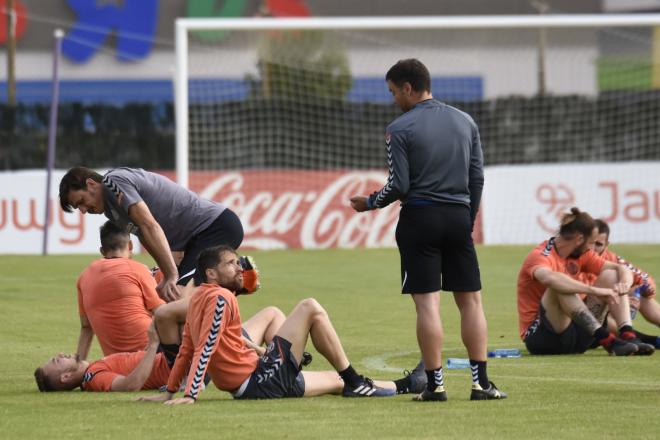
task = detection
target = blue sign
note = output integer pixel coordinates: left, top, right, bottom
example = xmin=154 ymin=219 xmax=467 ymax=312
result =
xmin=62 ymin=0 xmax=159 ymax=63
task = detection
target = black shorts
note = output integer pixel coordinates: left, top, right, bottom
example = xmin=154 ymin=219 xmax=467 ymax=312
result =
xmin=177 ymin=208 xmax=244 ymax=286
xmin=523 ymin=304 xmax=595 ymax=355
xmin=395 ymin=203 xmax=481 ymax=293
xmin=235 ymin=336 xmax=305 ymax=399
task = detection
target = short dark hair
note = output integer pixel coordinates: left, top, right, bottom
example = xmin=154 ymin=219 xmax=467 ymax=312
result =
xmin=196 ymin=245 xmax=237 ymax=284
xmin=594 ymin=219 xmax=610 ymax=239
xmin=59 ymin=167 xmax=103 ymax=213
xmin=34 ymin=367 xmax=55 ymax=392
xmin=385 ymin=58 xmax=431 ymax=93
xmin=558 ymin=207 xmax=596 ymax=239
xmin=100 ymin=221 xmax=130 ymax=252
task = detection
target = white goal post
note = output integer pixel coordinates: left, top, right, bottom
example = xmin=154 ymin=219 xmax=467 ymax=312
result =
xmin=174 ymin=14 xmax=660 ymax=247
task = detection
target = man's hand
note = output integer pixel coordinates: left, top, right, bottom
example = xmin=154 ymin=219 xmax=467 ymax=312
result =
xmin=613 ymin=282 xmax=632 ymax=296
xmin=350 ymin=196 xmax=370 ymax=212
xmin=590 ymin=287 xmax=619 ymax=305
xmin=157 ymin=277 xmax=180 ymax=302
xmin=137 ymin=394 xmax=172 ymax=403
xmin=164 ymin=397 xmax=195 ymax=405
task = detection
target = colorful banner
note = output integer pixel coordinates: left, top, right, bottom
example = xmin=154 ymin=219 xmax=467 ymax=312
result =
xmin=482 ymin=162 xmax=660 ymax=244
xmin=2 ymin=164 xmax=656 ymax=254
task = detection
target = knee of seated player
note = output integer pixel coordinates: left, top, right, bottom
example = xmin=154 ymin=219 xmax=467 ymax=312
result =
xmin=264 ymin=306 xmax=286 ymax=326
xmin=593 ymin=268 xmax=618 ymax=288
xmin=297 ymin=298 xmax=327 ymax=319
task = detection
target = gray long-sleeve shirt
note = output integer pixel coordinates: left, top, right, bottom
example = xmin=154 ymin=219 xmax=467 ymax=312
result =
xmin=367 ymin=99 xmax=484 ymax=222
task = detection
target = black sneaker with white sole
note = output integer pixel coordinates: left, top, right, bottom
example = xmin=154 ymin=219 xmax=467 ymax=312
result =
xmin=342 ymin=377 xmax=396 ymax=397
xmin=412 ymin=386 xmax=448 ymax=402
xmin=470 ymin=382 xmax=507 ymax=400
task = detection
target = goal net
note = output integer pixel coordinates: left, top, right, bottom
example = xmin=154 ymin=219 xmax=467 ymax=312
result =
xmin=175 ymin=16 xmax=660 ymax=248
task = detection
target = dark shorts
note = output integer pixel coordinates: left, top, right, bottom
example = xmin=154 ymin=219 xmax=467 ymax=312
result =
xmin=177 ymin=208 xmax=244 ymax=286
xmin=235 ymin=336 xmax=305 ymax=399
xmin=523 ymin=304 xmax=595 ymax=355
xmin=395 ymin=203 xmax=481 ymax=293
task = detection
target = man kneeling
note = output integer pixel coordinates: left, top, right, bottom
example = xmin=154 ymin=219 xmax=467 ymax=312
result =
xmin=142 ymin=245 xmax=398 ymax=404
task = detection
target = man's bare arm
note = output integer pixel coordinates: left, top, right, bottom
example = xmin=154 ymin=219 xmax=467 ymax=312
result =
xmin=128 ymin=201 xmax=179 ymax=302
xmin=533 ymin=267 xmax=618 ymax=304
xmin=76 ymin=315 xmax=94 ymax=361
xmin=111 ymin=323 xmax=160 ymax=392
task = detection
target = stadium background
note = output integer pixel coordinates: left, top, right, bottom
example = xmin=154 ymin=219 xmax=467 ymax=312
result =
xmin=1 ymin=0 xmax=660 ymax=253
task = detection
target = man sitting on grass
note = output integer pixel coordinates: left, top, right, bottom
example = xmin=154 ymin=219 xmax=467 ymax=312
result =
xmin=517 ymin=207 xmax=654 ymax=356
xmin=139 ymin=245 xmax=424 ymax=404
xmin=587 ymin=219 xmax=660 ymax=346
xmin=75 ymin=221 xmax=165 ymax=360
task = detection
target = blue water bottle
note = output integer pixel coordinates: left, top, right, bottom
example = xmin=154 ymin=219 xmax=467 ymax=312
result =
xmin=630 ymin=285 xmax=646 ymax=320
xmin=487 ymin=348 xmax=521 ymax=358
xmin=446 ymin=358 xmax=470 ymax=369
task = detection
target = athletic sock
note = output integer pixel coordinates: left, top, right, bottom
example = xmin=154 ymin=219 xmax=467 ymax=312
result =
xmin=425 ymin=367 xmax=444 ymax=392
xmin=394 ymin=376 xmax=412 ymax=394
xmin=596 ymin=329 xmax=616 ymax=349
xmin=469 ymin=360 xmax=490 ymax=390
xmin=618 ymin=324 xmax=634 ymax=335
xmin=338 ymin=365 xmax=362 ymax=388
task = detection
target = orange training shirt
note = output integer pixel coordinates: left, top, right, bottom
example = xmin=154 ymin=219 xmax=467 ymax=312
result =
xmin=517 ymin=238 xmax=605 ymax=339
xmin=81 ymin=351 xmax=171 ymax=391
xmin=77 ymin=258 xmax=165 ymax=355
xmin=166 ymin=283 xmax=259 ymax=400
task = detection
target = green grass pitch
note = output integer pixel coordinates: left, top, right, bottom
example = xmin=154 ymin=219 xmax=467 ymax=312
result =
xmin=1 ymin=245 xmax=659 ymax=439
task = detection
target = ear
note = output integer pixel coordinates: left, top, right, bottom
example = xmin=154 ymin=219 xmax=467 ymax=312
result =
xmin=85 ymin=177 xmax=98 ymax=188
xmin=205 ymin=267 xmax=215 ymax=282
xmin=60 ymin=371 xmax=73 ymax=385
xmin=128 ymin=241 xmax=133 ymax=252
xmin=403 ymin=82 xmax=413 ymax=95
xmin=99 ymin=246 xmax=106 ymax=256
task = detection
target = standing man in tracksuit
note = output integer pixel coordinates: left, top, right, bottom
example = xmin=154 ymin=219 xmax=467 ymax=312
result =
xmin=350 ymin=59 xmax=506 ymax=402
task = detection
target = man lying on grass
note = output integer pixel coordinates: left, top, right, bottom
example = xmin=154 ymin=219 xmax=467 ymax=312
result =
xmin=34 ymin=305 xmax=288 ymax=392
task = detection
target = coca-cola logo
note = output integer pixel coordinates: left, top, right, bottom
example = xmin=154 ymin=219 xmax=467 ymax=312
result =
xmin=197 ymin=171 xmax=400 ymax=249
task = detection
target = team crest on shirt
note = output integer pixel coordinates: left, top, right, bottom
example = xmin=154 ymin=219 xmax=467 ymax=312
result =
xmin=566 ymin=261 xmax=580 ymax=276
xmin=385 ymin=132 xmax=391 ymax=145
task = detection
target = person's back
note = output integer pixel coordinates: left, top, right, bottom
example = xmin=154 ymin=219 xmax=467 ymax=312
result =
xmin=78 ymin=258 xmax=164 ymax=355
xmin=102 ymin=167 xmax=225 ymax=251
xmin=166 ymin=283 xmax=258 ymax=396
xmin=388 ymin=100 xmax=479 ymax=206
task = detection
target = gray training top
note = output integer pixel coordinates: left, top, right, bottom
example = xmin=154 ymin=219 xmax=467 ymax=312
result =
xmin=367 ymin=99 xmax=484 ymax=222
xmin=102 ymin=167 xmax=226 ymax=251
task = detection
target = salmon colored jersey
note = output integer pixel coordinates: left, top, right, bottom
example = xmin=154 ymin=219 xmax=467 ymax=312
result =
xmin=166 ymin=283 xmax=258 ymax=400
xmin=517 ymin=238 xmax=606 ymax=339
xmin=582 ymin=249 xmax=656 ymax=298
xmin=81 ymin=352 xmax=171 ymax=392
xmin=77 ymin=258 xmax=165 ymax=355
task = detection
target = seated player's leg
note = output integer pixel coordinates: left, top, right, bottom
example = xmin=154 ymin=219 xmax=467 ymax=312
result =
xmin=242 ymin=306 xmax=285 ymax=346
xmin=640 ymin=296 xmax=660 ymax=327
xmin=153 ymin=296 xmax=190 ymax=365
xmin=598 ymin=270 xmax=655 ymax=355
xmin=276 ymin=298 xmax=346 ymax=371
xmin=301 ymin=371 xmax=397 ymax=397
xmin=276 ymin=298 xmax=394 ymax=397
